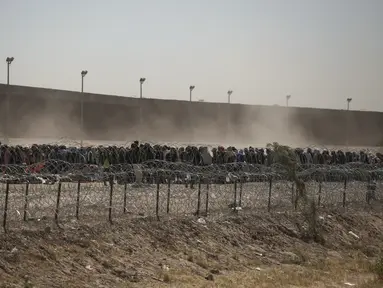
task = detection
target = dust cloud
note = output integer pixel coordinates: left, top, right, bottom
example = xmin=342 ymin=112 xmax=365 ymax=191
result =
xmin=1 ymin=84 xmax=383 ymax=150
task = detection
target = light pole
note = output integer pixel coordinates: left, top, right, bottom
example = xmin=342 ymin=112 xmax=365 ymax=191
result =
xmin=81 ymin=70 xmax=87 ymax=93
xmin=347 ymin=98 xmax=352 ymax=111
xmin=228 ymin=90 xmax=233 ymax=104
xmin=140 ymin=78 xmax=146 ymax=99
xmin=6 ymin=57 xmax=14 ymax=85
xmin=189 ymin=85 xmax=195 ymax=102
xmin=139 ymin=78 xmax=146 ymax=141
xmin=346 ymin=98 xmax=352 ymax=148
xmin=80 ymin=70 xmax=88 ymax=147
xmin=4 ymin=57 xmax=14 ymax=144
xmin=286 ymin=95 xmax=291 ymax=107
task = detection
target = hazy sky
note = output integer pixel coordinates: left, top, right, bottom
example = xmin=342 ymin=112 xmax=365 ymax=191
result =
xmin=1 ymin=0 xmax=382 ymax=110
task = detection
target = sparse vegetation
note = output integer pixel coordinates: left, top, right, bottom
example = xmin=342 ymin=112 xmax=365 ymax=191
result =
xmin=162 ymin=272 xmax=171 ymax=283
xmin=196 ymin=258 xmax=209 ymax=269
xmin=267 ymin=142 xmax=323 ymax=243
xmin=371 ymin=256 xmax=383 ymax=280
xmin=1 ymin=210 xmax=383 ymax=287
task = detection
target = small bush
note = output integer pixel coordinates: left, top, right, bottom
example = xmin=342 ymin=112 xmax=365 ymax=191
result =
xmin=196 ymin=258 xmax=208 ymax=269
xmin=372 ymin=257 xmax=383 ymax=280
xmin=163 ymin=273 xmax=171 ymax=283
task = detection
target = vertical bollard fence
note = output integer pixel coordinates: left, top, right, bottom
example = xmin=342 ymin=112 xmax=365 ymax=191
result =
xmin=23 ymin=183 xmax=29 ymax=222
xmin=3 ymin=182 xmax=10 ymax=233
xmin=55 ymin=182 xmax=62 ymax=226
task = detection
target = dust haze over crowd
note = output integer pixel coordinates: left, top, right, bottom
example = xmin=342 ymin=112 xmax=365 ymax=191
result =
xmin=1 ymin=85 xmax=383 ymax=150
xmin=0 ymin=94 xmax=309 ymax=148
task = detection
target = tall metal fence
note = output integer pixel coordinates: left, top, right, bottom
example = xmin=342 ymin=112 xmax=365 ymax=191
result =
xmin=1 ymin=160 xmax=383 ymax=233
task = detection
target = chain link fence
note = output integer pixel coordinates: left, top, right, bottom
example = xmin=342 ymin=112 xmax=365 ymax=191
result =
xmin=1 ymin=160 xmax=383 ymax=233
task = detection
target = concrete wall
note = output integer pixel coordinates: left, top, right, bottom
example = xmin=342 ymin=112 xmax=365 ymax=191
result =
xmin=1 ymin=84 xmax=383 ymax=147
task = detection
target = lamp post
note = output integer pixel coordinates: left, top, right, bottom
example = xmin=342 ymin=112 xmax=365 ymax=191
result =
xmin=80 ymin=70 xmax=88 ymax=147
xmin=347 ymin=98 xmax=352 ymax=111
xmin=81 ymin=70 xmax=87 ymax=93
xmin=6 ymin=57 xmax=14 ymax=85
xmin=139 ymin=78 xmax=146 ymax=141
xmin=286 ymin=95 xmax=291 ymax=107
xmin=189 ymin=85 xmax=195 ymax=102
xmin=140 ymin=78 xmax=146 ymax=99
xmin=4 ymin=57 xmax=14 ymax=144
xmin=346 ymin=98 xmax=352 ymax=148
xmin=228 ymin=90 xmax=233 ymax=104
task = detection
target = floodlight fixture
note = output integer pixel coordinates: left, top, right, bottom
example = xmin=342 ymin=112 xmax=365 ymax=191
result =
xmin=140 ymin=78 xmax=146 ymax=98
xmin=346 ymin=98 xmax=352 ymax=111
xmin=6 ymin=57 xmax=15 ymax=85
xmin=228 ymin=90 xmax=233 ymax=103
xmin=6 ymin=57 xmax=14 ymax=64
xmin=189 ymin=85 xmax=195 ymax=102
xmin=286 ymin=94 xmax=291 ymax=107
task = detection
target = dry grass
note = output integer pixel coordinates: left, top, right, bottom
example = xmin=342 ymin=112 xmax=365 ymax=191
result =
xmin=140 ymin=250 xmax=377 ymax=287
xmin=2 ymin=211 xmax=383 ymax=287
xmin=150 ymin=261 xmax=376 ymax=288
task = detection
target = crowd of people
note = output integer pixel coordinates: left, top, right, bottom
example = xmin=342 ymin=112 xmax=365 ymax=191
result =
xmin=0 ymin=141 xmax=382 ymax=168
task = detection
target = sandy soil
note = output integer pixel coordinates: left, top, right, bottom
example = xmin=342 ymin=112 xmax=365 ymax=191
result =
xmin=1 ymin=210 xmax=383 ymax=287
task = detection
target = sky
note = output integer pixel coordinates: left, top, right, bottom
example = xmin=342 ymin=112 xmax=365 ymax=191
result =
xmin=0 ymin=0 xmax=382 ymax=111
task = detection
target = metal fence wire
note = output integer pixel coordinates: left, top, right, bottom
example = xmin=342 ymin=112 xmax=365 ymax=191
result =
xmin=1 ymin=160 xmax=383 ymax=233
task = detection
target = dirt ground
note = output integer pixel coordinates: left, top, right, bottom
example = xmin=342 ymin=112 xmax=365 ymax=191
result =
xmin=1 ymin=210 xmax=383 ymax=288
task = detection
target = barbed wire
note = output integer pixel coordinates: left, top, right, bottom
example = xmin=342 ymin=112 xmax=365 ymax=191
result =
xmin=1 ymin=141 xmax=383 ymax=234
xmin=1 ymin=161 xmax=383 ymax=184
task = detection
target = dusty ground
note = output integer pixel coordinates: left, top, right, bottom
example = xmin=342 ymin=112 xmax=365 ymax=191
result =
xmin=1 ymin=210 xmax=383 ymax=288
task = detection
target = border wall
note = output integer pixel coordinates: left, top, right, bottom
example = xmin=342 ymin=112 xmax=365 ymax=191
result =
xmin=0 ymin=84 xmax=382 ymax=147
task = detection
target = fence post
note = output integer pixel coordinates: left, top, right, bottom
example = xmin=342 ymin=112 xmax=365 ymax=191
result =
xmin=23 ymin=183 xmax=29 ymax=222
xmin=317 ymin=181 xmax=322 ymax=207
xmin=76 ymin=181 xmax=81 ymax=220
xmin=108 ymin=177 xmax=114 ymax=223
xmin=156 ymin=177 xmax=160 ymax=221
xmin=239 ymin=179 xmax=243 ymax=207
xmin=166 ymin=177 xmax=171 ymax=214
xmin=55 ymin=182 xmax=62 ymax=226
xmin=3 ymin=182 xmax=10 ymax=233
xmin=343 ymin=178 xmax=347 ymax=208
xmin=196 ymin=178 xmax=201 ymax=216
xmin=123 ymin=183 xmax=127 ymax=214
xmin=291 ymin=182 xmax=295 ymax=206
xmin=233 ymin=180 xmax=238 ymax=213
xmin=293 ymin=182 xmax=298 ymax=211
xmin=205 ymin=180 xmax=209 ymax=215
xmin=268 ymin=177 xmax=272 ymax=212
